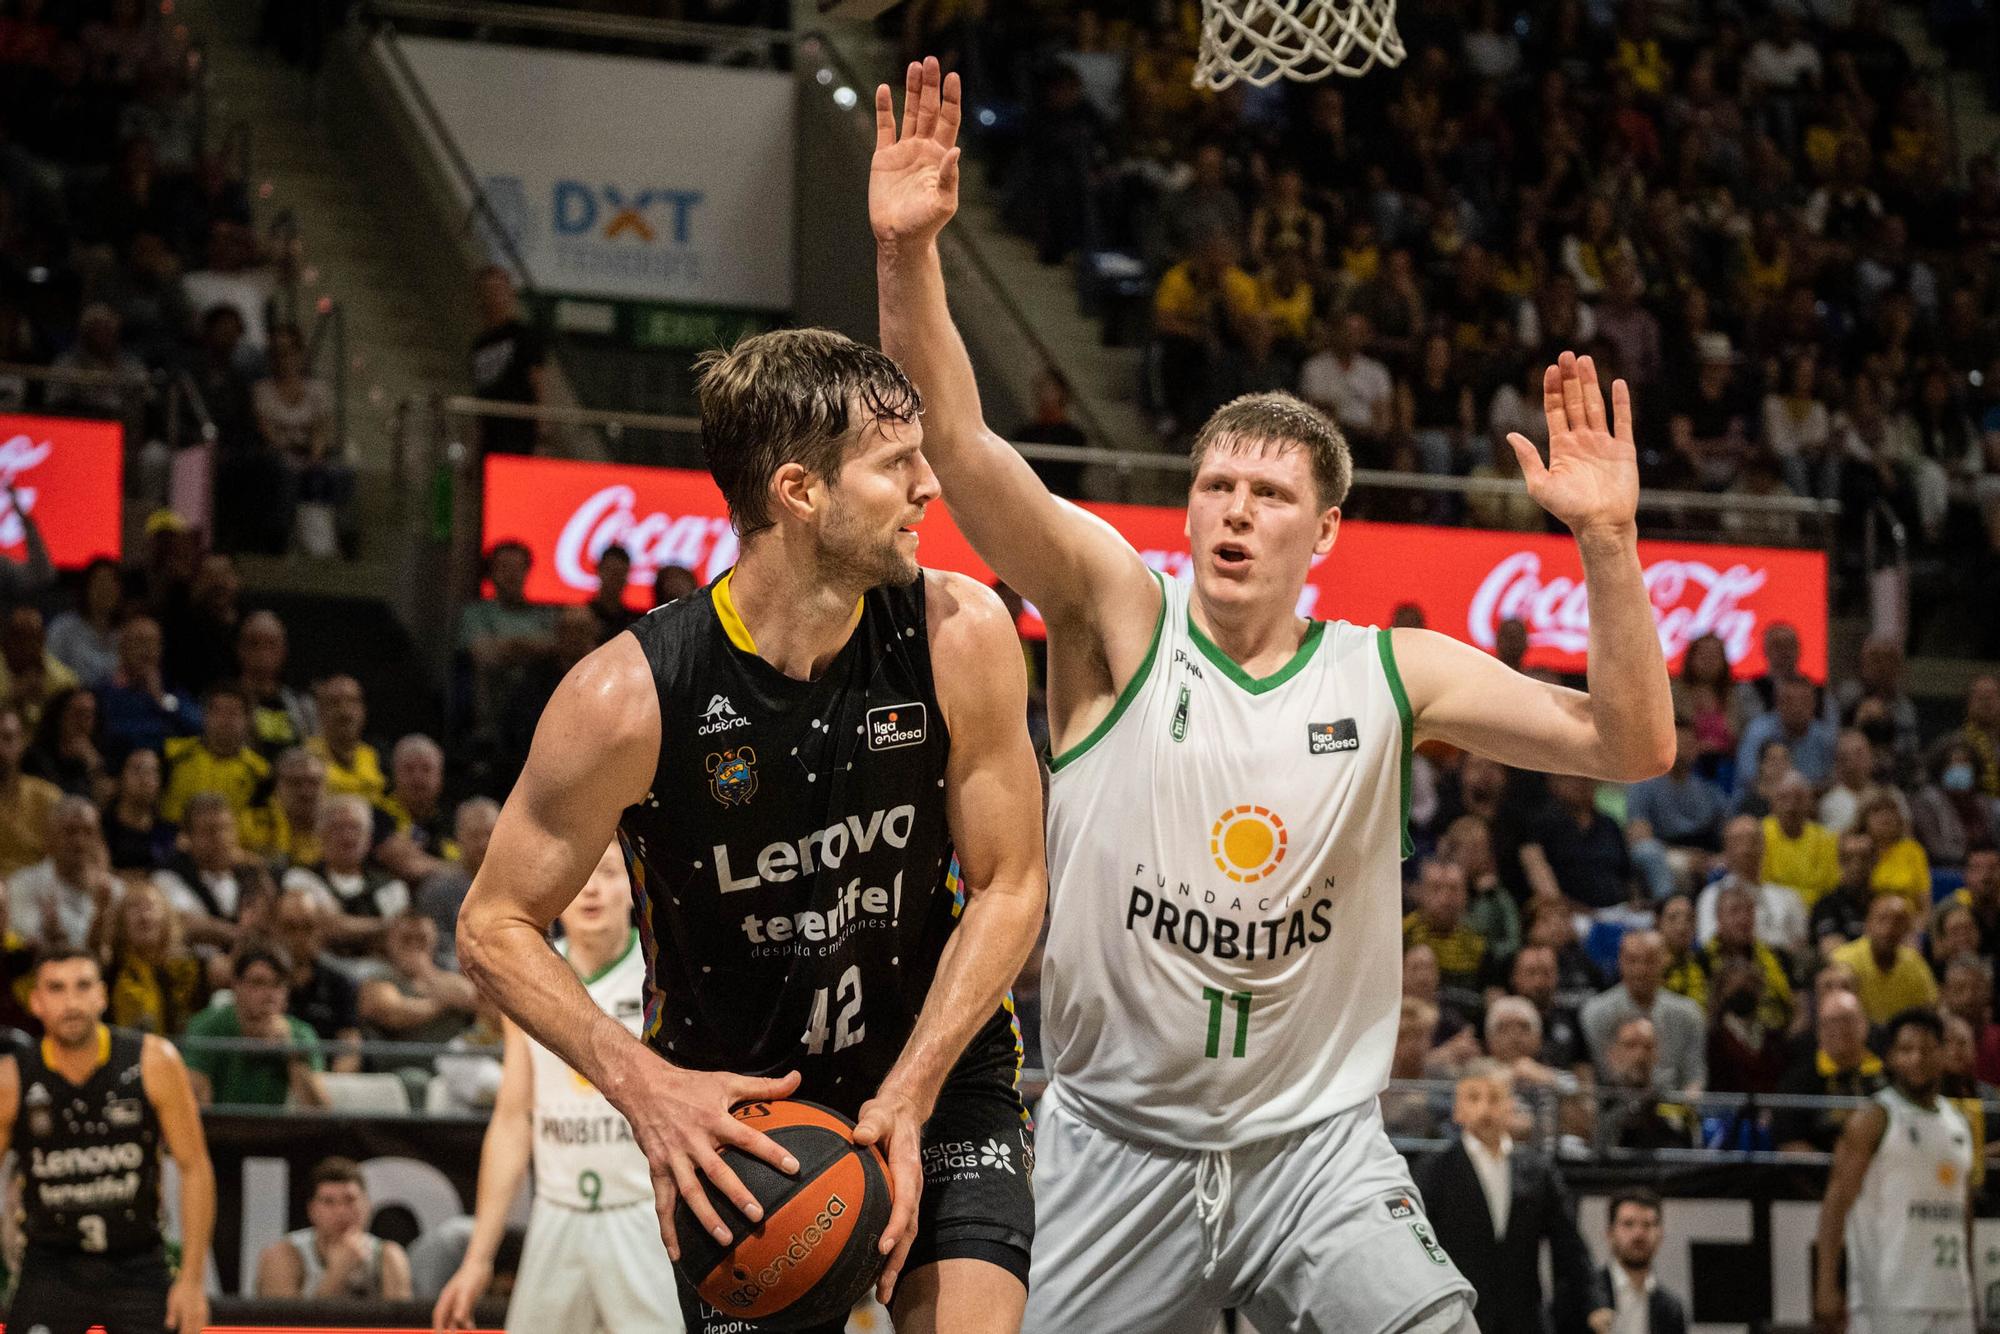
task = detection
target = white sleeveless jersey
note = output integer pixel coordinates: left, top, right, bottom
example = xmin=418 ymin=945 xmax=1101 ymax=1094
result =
xmin=1043 ymin=573 xmax=1412 ymax=1149
xmin=1846 ymin=1087 xmax=1976 ymax=1316
xmin=529 ymin=930 xmax=653 ymax=1210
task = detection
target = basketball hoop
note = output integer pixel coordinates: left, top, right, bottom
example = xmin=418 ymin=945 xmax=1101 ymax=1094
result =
xmin=1193 ymin=0 xmax=1406 ymax=89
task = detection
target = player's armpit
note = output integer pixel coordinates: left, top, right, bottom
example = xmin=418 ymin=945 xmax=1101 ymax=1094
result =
xmin=1392 ymin=627 xmax=1666 ymax=782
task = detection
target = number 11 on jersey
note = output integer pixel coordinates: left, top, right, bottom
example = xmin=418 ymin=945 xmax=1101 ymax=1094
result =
xmin=1202 ymin=987 xmax=1252 ymax=1058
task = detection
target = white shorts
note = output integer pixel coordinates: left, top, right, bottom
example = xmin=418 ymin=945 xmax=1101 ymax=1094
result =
xmin=1850 ymin=1311 xmax=1976 ymax=1334
xmin=1023 ymin=1084 xmax=1474 ymax=1334
xmin=505 ymin=1199 xmax=685 ymax=1334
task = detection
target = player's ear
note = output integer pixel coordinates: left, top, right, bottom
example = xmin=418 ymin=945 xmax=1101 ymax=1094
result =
xmin=770 ymin=461 xmax=819 ymax=523
xmin=1314 ymin=506 xmax=1340 ymax=556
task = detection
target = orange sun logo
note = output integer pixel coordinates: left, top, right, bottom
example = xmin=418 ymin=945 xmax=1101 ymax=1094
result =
xmin=1211 ymin=806 xmax=1289 ymax=883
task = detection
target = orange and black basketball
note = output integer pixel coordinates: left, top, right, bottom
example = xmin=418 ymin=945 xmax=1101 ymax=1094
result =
xmin=672 ymin=1099 xmax=894 ymax=1329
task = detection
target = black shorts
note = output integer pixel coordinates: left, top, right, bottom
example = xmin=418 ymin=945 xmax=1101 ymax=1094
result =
xmin=10 ymin=1246 xmax=170 ymax=1334
xmin=678 ymin=1073 xmax=1035 ymax=1333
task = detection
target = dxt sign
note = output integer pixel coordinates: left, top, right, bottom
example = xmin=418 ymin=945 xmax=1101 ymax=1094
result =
xmin=552 ymin=182 xmax=704 ymax=245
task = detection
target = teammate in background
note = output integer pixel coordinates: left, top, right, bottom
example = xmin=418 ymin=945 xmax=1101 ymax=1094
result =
xmin=433 ymin=840 xmax=683 ymax=1333
xmin=1814 ymin=1008 xmax=1977 ymax=1334
xmin=0 ymin=948 xmax=215 ymax=1333
xmin=872 ymin=59 xmax=1675 ymax=1334
xmin=455 ymin=325 xmax=1048 ymax=1334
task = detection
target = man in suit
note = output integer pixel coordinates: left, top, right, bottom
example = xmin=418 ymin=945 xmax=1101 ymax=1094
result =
xmin=1415 ymin=1062 xmax=1611 ymax=1334
xmin=1597 ymin=1188 xmax=1688 ymax=1334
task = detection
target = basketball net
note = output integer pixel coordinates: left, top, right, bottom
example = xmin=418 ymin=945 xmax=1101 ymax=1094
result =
xmin=1193 ymin=0 xmax=1406 ymax=89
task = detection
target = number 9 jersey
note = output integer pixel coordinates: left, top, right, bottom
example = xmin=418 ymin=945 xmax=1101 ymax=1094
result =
xmin=1042 ymin=572 xmax=1413 ymax=1150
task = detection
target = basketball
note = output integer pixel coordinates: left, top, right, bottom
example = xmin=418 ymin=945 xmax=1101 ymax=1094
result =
xmin=672 ymin=1099 xmax=895 ymax=1329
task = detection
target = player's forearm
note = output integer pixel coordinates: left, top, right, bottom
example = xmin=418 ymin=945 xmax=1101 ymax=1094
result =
xmin=1576 ymin=523 xmax=1675 ymax=781
xmin=877 ymin=237 xmax=994 ymax=464
xmin=460 ymin=914 xmax=652 ymax=1098
xmin=463 ymin=1114 xmax=533 ymax=1268
xmin=877 ymin=876 xmax=1045 ymax=1113
xmin=176 ymin=1152 xmax=215 ymax=1288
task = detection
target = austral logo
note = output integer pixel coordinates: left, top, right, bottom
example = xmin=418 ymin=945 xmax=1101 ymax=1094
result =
xmin=1308 ymin=719 xmax=1359 ymax=754
xmin=706 ymin=748 xmax=758 ymax=807
xmin=867 ymin=703 xmax=926 ymax=751
xmin=699 ymin=693 xmax=749 ymax=736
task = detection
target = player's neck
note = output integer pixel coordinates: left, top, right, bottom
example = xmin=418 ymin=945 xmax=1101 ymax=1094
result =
xmin=43 ymin=1025 xmax=110 ymax=1080
xmin=567 ymin=924 xmax=631 ymax=978
xmin=1188 ymin=587 xmax=1308 ymax=678
xmin=728 ymin=547 xmax=869 ymax=681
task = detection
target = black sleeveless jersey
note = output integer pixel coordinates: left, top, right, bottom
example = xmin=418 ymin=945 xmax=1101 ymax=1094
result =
xmin=16 ymin=1026 xmax=164 ymax=1256
xmin=620 ymin=571 xmax=1017 ymax=1115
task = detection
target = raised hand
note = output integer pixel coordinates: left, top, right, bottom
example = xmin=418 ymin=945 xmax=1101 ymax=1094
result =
xmin=870 ymin=56 xmax=962 ymax=247
xmin=1506 ymin=351 xmax=1641 ymax=537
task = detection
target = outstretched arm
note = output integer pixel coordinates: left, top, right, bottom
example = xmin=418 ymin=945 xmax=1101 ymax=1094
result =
xmin=1815 ymin=1102 xmax=1885 ymax=1333
xmin=1394 ymin=353 xmax=1675 ymax=782
xmin=872 ymin=59 xmax=1157 ymax=646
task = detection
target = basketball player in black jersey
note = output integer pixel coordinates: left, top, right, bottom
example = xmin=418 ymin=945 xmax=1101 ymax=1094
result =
xmin=457 ymin=330 xmax=1049 ymax=1333
xmin=0 ymin=948 xmax=215 ymax=1334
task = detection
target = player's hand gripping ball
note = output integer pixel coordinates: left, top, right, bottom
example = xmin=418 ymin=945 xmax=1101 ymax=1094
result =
xmin=673 ymin=1100 xmax=895 ymax=1328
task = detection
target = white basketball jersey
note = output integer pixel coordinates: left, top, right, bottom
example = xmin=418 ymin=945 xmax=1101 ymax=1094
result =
xmin=1043 ymin=573 xmax=1411 ymax=1150
xmin=1846 ymin=1087 xmax=1976 ymax=1316
xmin=529 ymin=930 xmax=653 ymax=1210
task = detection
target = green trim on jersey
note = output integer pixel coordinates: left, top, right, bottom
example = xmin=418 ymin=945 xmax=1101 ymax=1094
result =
xmin=577 ymin=927 xmax=640 ymax=986
xmin=1049 ymin=571 xmax=1168 ymax=773
xmin=1376 ymin=627 xmax=1415 ymax=858
xmin=1187 ymin=609 xmax=1326 ymax=695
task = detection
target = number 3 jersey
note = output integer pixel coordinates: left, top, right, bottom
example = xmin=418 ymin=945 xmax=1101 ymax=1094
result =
xmin=16 ymin=1026 xmax=163 ymax=1255
xmin=529 ymin=930 xmax=653 ymax=1211
xmin=619 ymin=570 xmax=1016 ymax=1117
xmin=1043 ymin=573 xmax=1411 ymax=1150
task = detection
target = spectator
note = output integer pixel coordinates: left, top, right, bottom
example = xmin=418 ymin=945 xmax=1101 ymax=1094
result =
xmin=1700 ymin=881 xmax=1797 ymax=1035
xmin=1520 ymin=774 xmax=1638 ymax=912
xmin=159 ymin=682 xmax=267 ymax=824
xmin=286 ymin=794 xmax=408 ymax=949
xmin=1734 ymin=624 xmax=1807 ymax=724
xmin=1403 ymin=858 xmax=1487 ymax=995
xmin=255 ymin=1157 xmax=413 ymax=1299
xmin=1594 ymin=1016 xmax=1701 ymax=1152
xmin=1912 ymin=738 xmax=2000 ymax=869
xmin=0 ymin=491 xmax=52 ymax=610
xmin=1582 ymin=931 xmax=1709 ymax=1091
xmin=373 ymin=734 xmax=454 ymax=884
xmin=1706 ymin=955 xmax=1790 ymax=1094
xmin=102 ymin=744 xmax=171 ymax=871
xmin=185 ymin=304 xmax=257 ymax=460
xmin=1439 ymin=815 xmax=1519 ymax=960
xmin=306 ymin=675 xmax=382 ymax=804
xmin=0 ymin=703 xmax=62 ymax=879
xmin=1763 ymin=353 xmax=1835 ymax=497
xmin=0 ymin=605 xmax=78 ymax=727
xmin=179 ymin=220 xmax=272 ymax=354
xmin=250 ymin=325 xmax=346 ymax=556
xmin=1735 ymin=677 xmax=1838 ymax=793
xmin=1830 ymin=635 xmax=1920 ymax=760
xmin=1625 ymin=718 xmax=1728 ymax=900
xmin=1812 ymin=832 xmax=1882 ymax=954
xmin=1949 ymin=848 xmax=2000 ymax=956
xmin=356 ymin=913 xmax=478 ymax=1076
xmin=1507 ymin=943 xmax=1591 ymax=1072
xmin=95 ymin=876 xmax=204 ymax=1035
xmin=46 ymin=557 xmax=126 ymax=688
xmin=1659 ymin=892 xmax=1709 ymax=1009
xmin=1774 ymin=990 xmax=1884 ymax=1151
xmin=458 ymin=542 xmax=554 ymax=734
xmin=265 ymin=886 xmax=360 ymax=1073
xmin=1928 ymin=902 xmax=1983 ymax=973
xmin=1958 ymin=675 xmax=2000 ymax=797
xmin=236 ymin=611 xmax=316 ymax=758
xmin=1938 ymin=955 xmax=2000 ymax=1085
xmin=1732 ymin=738 xmax=1799 ymax=821
xmin=1298 ymin=311 xmax=1393 ymax=459
xmin=95 ymin=615 xmax=196 ymax=757
xmin=1415 ymin=1062 xmax=1608 ymax=1334
xmin=1830 ymin=894 xmax=1939 ymax=1023
xmin=153 ymin=790 xmax=263 ymax=950
xmin=495 ymin=605 xmax=595 ymax=783
xmin=582 ymin=545 xmax=637 ymax=645
xmin=1939 ymin=1014 xmax=1993 ymax=1185
xmin=469 ymin=266 xmax=544 ymax=457
xmin=182 ymin=942 xmax=327 ymax=1107
xmin=1695 ymin=815 xmax=1809 ymax=954
xmin=7 ymin=795 xmax=118 ymax=951
xmin=44 ymin=303 xmax=144 ymax=418
xmin=1381 ymin=995 xmax=1444 ymax=1138
xmin=1859 ymin=789 xmax=1932 ymax=916
xmin=1485 ymin=995 xmax=1591 ymax=1142
xmin=1599 ymin=1190 xmax=1688 ymax=1334
xmin=414 ymin=797 xmax=498 ymax=970
xmin=1821 ymin=728 xmax=1890 ymax=834
xmin=1763 ymin=772 xmax=1841 ymax=908
xmin=1151 ymin=230 xmax=1258 ymax=434
xmin=160 ymin=552 xmax=240 ymax=695
xmin=240 ymin=746 xmax=324 ymax=869
xmin=1523 ymin=895 xmax=1610 ymax=1007
xmin=25 ymin=685 xmax=102 ymax=799
xmin=652 ymin=565 xmax=697 ymax=608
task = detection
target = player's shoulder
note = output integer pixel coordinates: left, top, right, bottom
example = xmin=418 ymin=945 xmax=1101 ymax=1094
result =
xmin=920 ymin=568 xmax=1014 ymax=652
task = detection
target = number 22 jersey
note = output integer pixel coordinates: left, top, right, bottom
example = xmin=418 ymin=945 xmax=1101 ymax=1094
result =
xmin=1043 ymin=573 xmax=1412 ymax=1150
xmin=618 ymin=570 xmax=1017 ymax=1115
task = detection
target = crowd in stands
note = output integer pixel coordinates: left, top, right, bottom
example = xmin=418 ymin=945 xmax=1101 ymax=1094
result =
xmin=960 ymin=0 xmax=2000 ymax=644
xmin=0 ymin=0 xmax=352 ymax=557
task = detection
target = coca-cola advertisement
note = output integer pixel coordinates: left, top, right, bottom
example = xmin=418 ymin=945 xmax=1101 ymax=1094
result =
xmin=0 ymin=414 xmax=124 ymax=567
xmin=484 ymin=456 xmax=1828 ymax=679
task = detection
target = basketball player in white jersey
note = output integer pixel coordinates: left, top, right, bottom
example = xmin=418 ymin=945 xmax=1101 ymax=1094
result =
xmin=1815 ymin=1008 xmax=1978 ymax=1334
xmin=872 ymin=60 xmax=1676 ymax=1334
xmin=432 ymin=841 xmax=682 ymax=1333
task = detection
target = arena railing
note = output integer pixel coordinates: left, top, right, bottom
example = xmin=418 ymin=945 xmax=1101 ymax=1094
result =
xmin=363 ymin=0 xmax=791 ymax=63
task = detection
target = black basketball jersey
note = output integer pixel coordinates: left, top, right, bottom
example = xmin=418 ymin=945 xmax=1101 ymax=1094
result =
xmin=620 ymin=570 xmax=1016 ymax=1114
xmin=15 ymin=1026 xmax=164 ymax=1256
